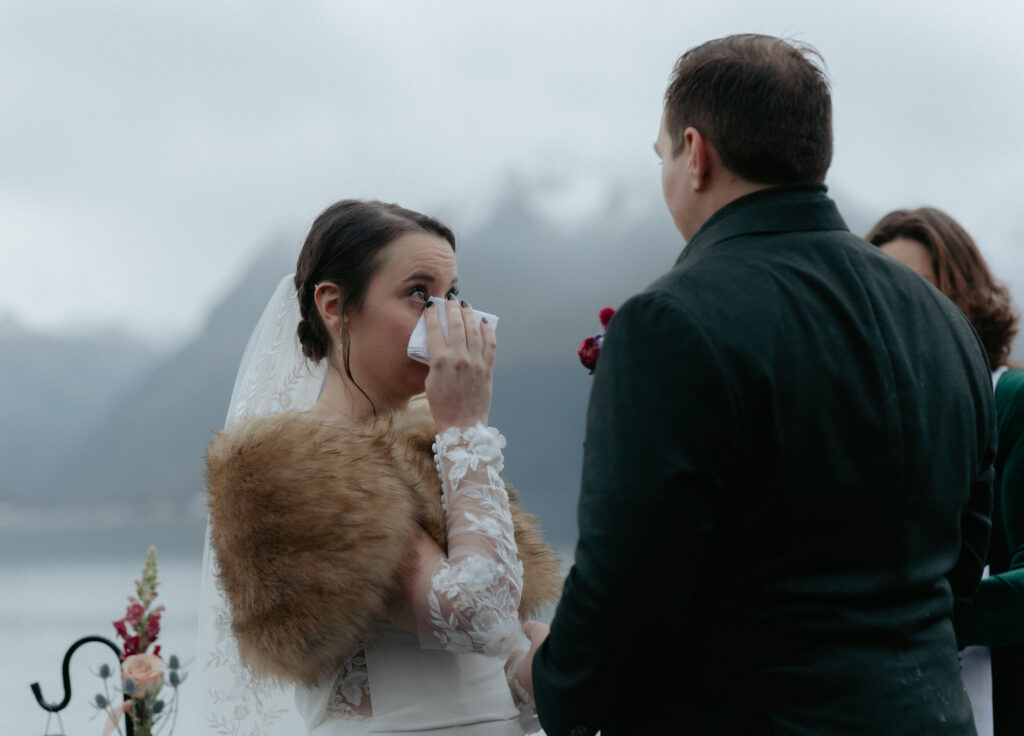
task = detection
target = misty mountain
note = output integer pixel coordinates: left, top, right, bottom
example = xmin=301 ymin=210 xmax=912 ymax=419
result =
xmin=0 ymin=324 xmax=159 ymax=496
xmin=2 ymin=180 xmax=1015 ymax=554
xmin=26 ymin=243 xmax=296 ymax=506
xmin=2 ymin=183 xmax=684 ymax=549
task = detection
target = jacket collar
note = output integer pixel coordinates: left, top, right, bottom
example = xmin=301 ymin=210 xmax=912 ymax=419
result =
xmin=676 ymin=182 xmax=849 ymax=266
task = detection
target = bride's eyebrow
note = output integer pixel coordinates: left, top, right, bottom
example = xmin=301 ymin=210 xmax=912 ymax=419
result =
xmin=403 ymin=272 xmax=436 ymax=283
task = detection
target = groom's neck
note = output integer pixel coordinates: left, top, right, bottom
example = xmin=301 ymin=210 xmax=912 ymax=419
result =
xmin=681 ymin=175 xmax=772 ymax=241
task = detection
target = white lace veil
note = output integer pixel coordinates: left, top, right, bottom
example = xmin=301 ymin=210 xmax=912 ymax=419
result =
xmin=189 ymin=274 xmax=326 ymax=735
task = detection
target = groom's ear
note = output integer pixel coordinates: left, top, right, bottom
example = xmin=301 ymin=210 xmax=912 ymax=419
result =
xmin=314 ymin=282 xmax=344 ymax=334
xmin=684 ymin=126 xmax=711 ymax=192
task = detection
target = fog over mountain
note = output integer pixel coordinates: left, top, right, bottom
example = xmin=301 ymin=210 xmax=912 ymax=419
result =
xmin=0 ymin=326 xmax=160 ymax=495
xmin=3 ymin=181 xmax=683 ymax=548
xmin=1 ymin=181 xmax=1018 ymax=555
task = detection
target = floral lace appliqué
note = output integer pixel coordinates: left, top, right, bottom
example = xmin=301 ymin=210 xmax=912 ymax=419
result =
xmin=325 ymin=649 xmax=372 ymax=719
xmin=422 ymin=424 xmax=524 ymax=659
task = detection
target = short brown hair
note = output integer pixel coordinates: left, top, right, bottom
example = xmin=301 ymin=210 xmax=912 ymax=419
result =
xmin=664 ymin=34 xmax=833 ymax=184
xmin=867 ymin=207 xmax=1018 ymax=368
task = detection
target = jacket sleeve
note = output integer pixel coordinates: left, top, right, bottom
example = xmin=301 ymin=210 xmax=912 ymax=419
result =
xmin=532 ymin=291 xmax=744 ymax=736
xmin=956 ymin=374 xmax=1024 ymax=647
xmin=946 ymin=346 xmax=998 ymax=607
xmin=948 ymin=455 xmax=995 ymax=604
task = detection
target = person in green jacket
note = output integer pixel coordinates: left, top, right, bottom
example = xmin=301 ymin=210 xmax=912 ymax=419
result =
xmin=870 ymin=207 xmax=1023 ymax=736
xmin=509 ymin=34 xmax=996 ymax=736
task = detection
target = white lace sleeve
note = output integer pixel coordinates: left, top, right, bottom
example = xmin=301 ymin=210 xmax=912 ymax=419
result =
xmin=406 ymin=423 xmax=539 ymax=731
xmin=414 ymin=423 xmax=526 ymax=658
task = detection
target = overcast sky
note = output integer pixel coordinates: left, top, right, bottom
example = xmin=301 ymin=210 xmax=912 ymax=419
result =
xmin=3 ymin=0 xmax=1023 ymax=347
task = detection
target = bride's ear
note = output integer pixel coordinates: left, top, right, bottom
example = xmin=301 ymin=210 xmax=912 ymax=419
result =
xmin=313 ymin=282 xmax=344 ymax=335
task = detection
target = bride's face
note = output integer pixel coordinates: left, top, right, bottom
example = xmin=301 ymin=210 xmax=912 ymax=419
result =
xmin=345 ymin=231 xmax=458 ymax=405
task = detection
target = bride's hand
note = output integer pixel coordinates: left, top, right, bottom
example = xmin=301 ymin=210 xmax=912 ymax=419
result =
xmin=505 ymin=620 xmax=549 ymax=702
xmin=423 ymin=296 xmax=496 ymax=431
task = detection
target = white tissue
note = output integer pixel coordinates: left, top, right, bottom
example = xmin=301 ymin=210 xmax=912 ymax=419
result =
xmin=407 ymin=297 xmax=499 ymax=364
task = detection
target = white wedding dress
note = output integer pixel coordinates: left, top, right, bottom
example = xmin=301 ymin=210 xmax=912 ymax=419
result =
xmin=190 ymin=276 xmax=535 ymax=736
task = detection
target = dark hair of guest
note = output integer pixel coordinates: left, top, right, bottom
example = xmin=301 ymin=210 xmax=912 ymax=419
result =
xmin=664 ymin=33 xmax=833 ymax=185
xmin=293 ymin=199 xmax=455 ymax=403
xmin=867 ymin=207 xmax=1018 ymax=368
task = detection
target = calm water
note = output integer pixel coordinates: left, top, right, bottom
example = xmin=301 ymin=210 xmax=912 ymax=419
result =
xmin=5 ymin=539 xmax=992 ymax=735
xmin=5 ymin=521 xmax=570 ymax=736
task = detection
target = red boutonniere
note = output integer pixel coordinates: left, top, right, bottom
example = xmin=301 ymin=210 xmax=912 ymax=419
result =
xmin=578 ymin=307 xmax=615 ymax=374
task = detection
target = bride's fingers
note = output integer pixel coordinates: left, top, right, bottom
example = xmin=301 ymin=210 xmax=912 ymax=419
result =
xmin=422 ymin=300 xmax=447 ymax=359
xmin=460 ymin=300 xmax=483 ymax=357
xmin=442 ymin=295 xmax=468 ymax=352
xmin=480 ymin=316 xmax=497 ymax=366
xmin=423 ymin=296 xmax=494 ymax=431
xmin=522 ymin=620 xmax=550 ymax=646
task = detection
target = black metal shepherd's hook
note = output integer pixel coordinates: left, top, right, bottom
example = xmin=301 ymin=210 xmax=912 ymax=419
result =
xmin=31 ymin=635 xmax=135 ymax=736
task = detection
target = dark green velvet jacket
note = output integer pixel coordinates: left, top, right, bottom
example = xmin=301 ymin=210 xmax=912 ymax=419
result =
xmin=533 ymin=184 xmax=996 ymax=736
xmin=957 ymin=368 xmax=1024 ymax=734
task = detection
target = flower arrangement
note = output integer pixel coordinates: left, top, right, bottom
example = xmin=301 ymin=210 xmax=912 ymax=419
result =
xmin=95 ymin=546 xmax=186 ymax=736
xmin=577 ymin=307 xmax=616 ymax=373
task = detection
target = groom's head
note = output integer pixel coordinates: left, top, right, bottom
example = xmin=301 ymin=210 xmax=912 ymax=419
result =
xmin=656 ymin=34 xmax=833 ymax=238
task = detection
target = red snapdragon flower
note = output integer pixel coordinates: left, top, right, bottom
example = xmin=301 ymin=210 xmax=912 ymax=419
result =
xmin=122 ymin=635 xmax=141 ymax=657
xmin=113 ymin=561 xmax=166 ymax=657
xmin=113 ymin=619 xmax=129 ymax=640
xmin=145 ymin=606 xmax=164 ymax=643
xmin=125 ymin=599 xmax=146 ymax=626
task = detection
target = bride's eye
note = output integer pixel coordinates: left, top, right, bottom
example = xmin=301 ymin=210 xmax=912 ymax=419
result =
xmin=408 ymin=285 xmax=428 ymax=301
xmin=446 ymin=287 xmax=460 ymax=300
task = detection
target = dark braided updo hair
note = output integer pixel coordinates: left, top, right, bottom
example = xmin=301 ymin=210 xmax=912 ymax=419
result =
xmin=294 ymin=199 xmax=456 ymax=376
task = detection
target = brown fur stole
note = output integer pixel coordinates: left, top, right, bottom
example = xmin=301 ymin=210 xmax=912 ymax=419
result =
xmin=206 ymin=403 xmax=563 ymax=686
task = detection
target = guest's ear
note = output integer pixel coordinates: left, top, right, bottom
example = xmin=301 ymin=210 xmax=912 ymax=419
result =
xmin=684 ymin=127 xmax=710 ymax=191
xmin=314 ymin=282 xmax=344 ymax=335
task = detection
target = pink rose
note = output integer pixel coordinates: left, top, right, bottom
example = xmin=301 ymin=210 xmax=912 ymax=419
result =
xmin=122 ymin=653 xmax=164 ymax=696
